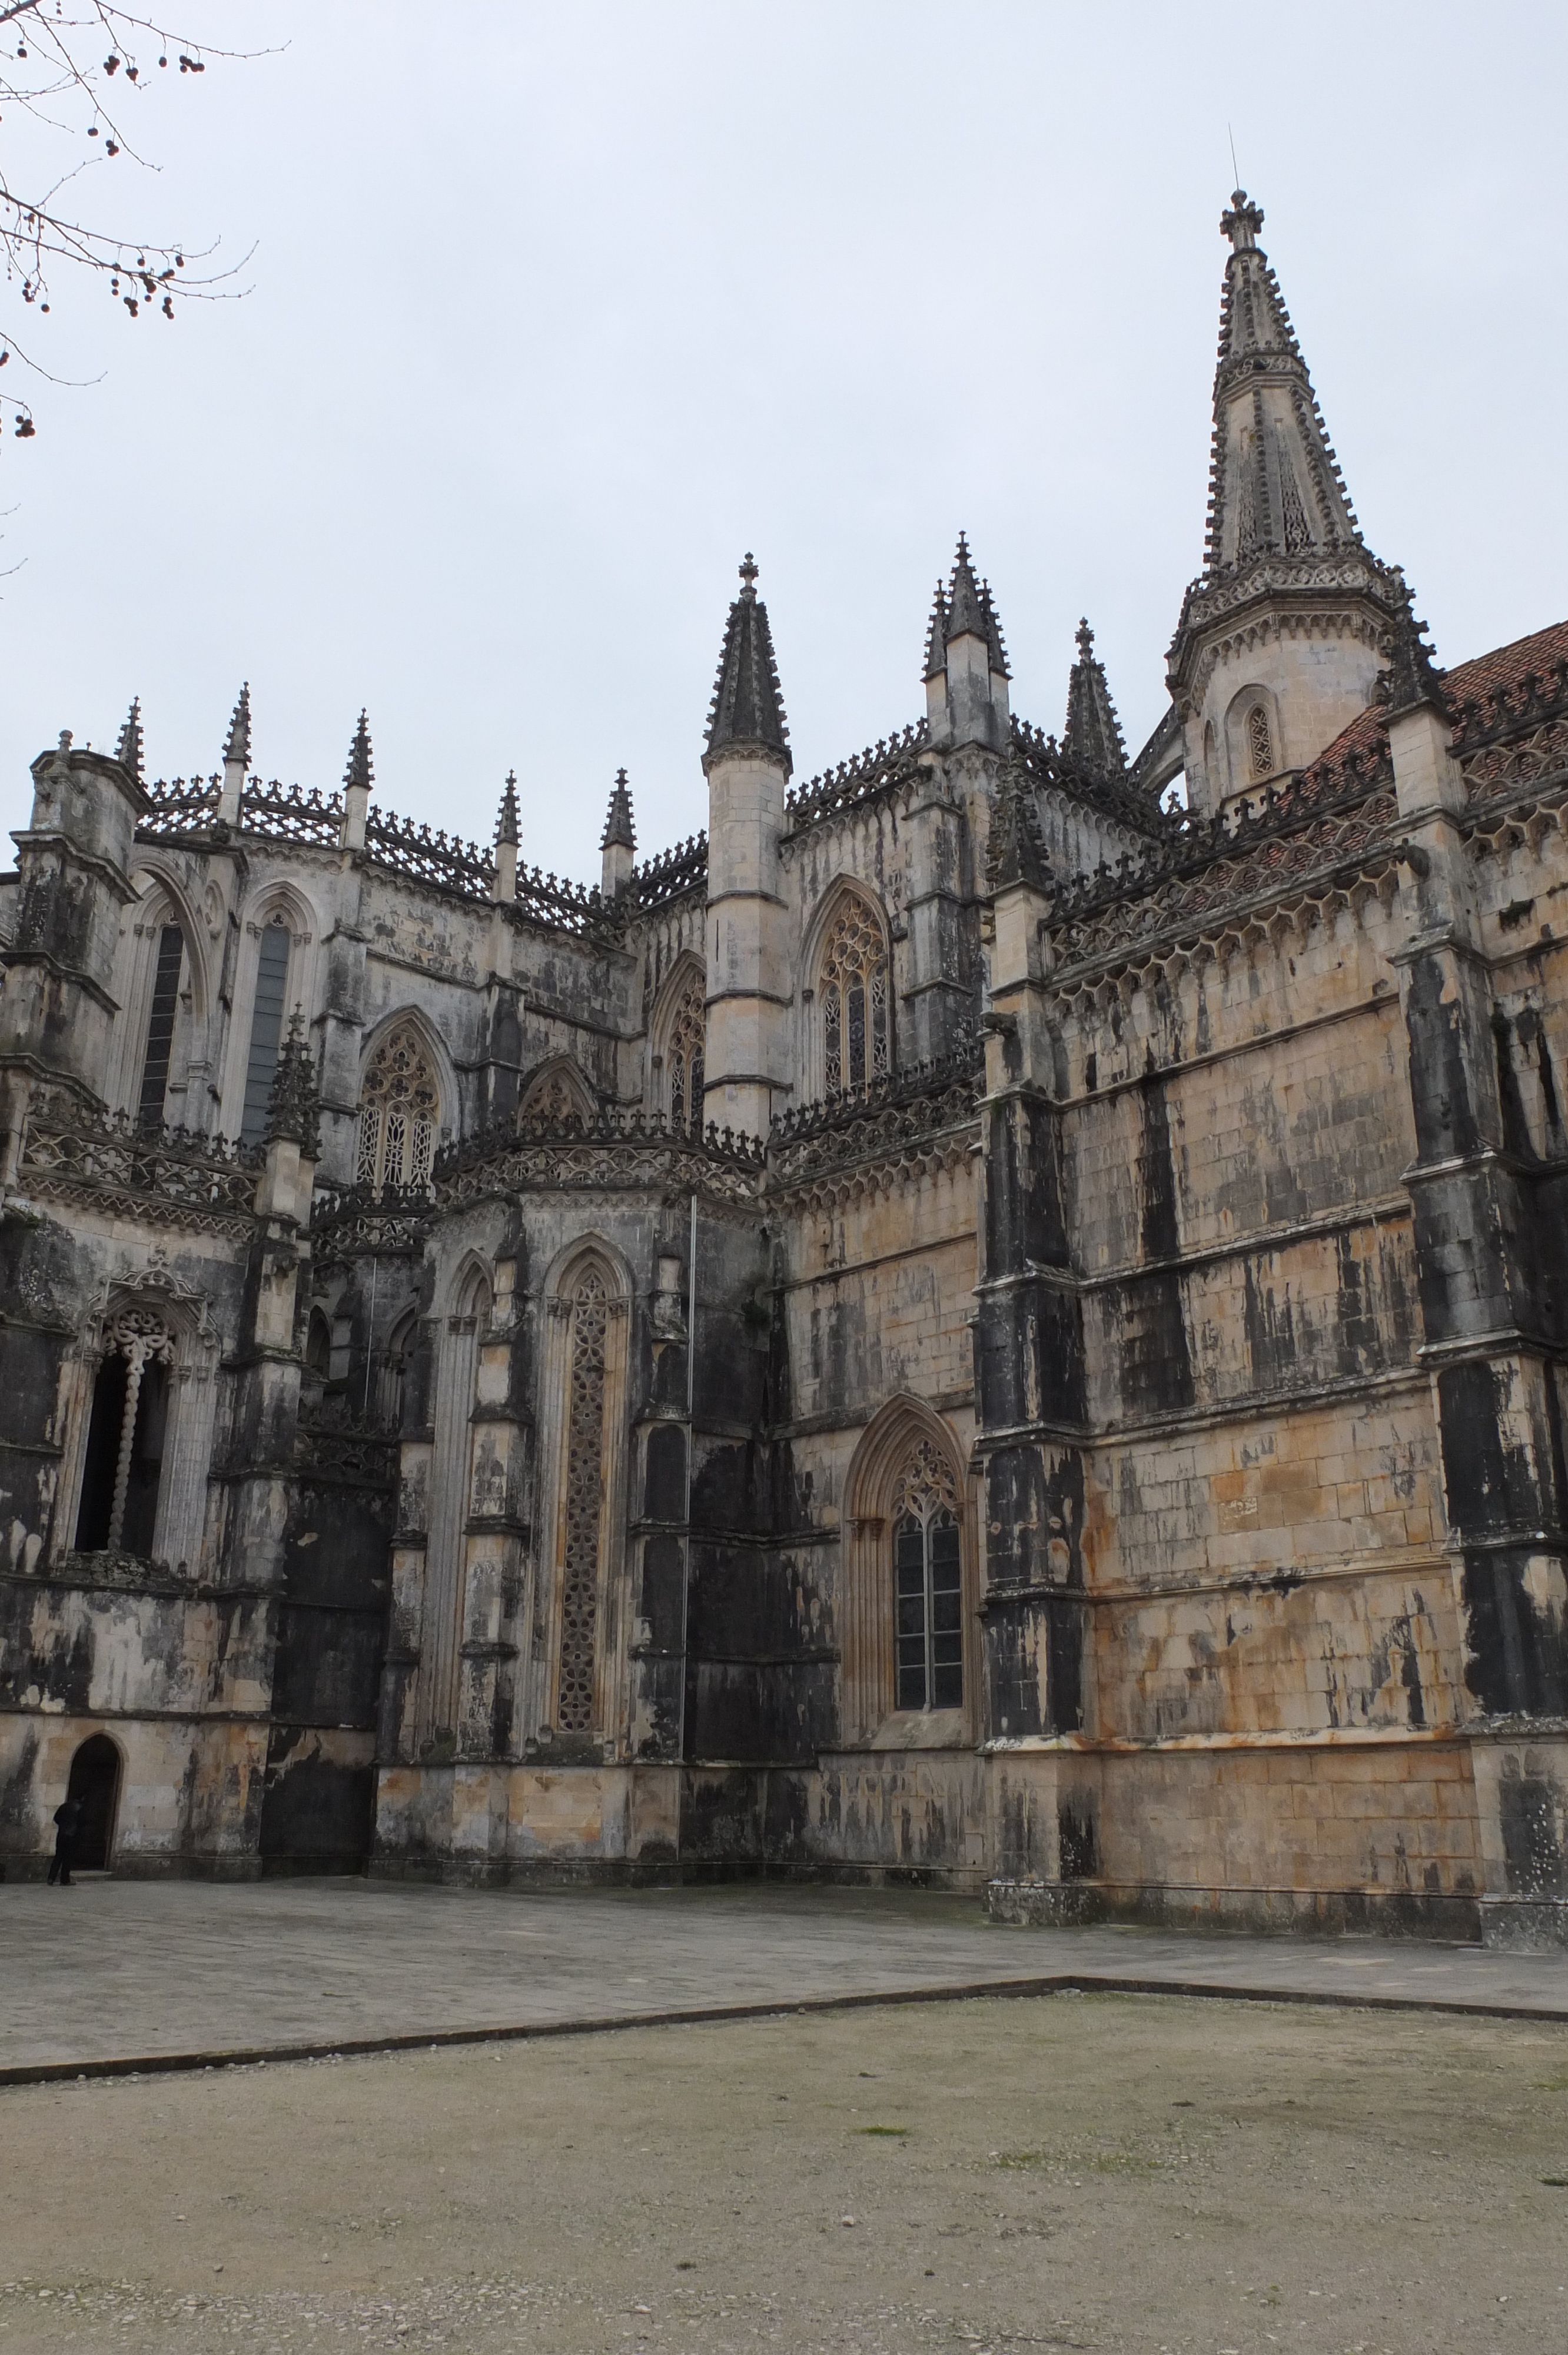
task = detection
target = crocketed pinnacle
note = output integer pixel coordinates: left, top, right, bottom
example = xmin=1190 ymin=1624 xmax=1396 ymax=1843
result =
xmin=1204 ymin=190 xmax=1364 ymax=573
xmin=223 ymin=682 xmax=251 ymax=769
xmin=115 ymin=697 xmax=144 ymax=785
xmin=944 ymin=533 xmax=987 ymax=644
xmin=344 ymin=710 xmax=374 ymax=795
xmin=264 ymin=1007 xmax=321 ymax=1157
xmin=704 ymin=553 xmax=792 ymax=772
xmin=600 ymin=767 xmax=636 ymax=851
xmin=923 ymin=583 xmax=949 ymax=681
xmin=1379 ymin=577 xmax=1449 ymax=719
xmin=496 ymin=770 xmax=519 ymax=846
xmin=1062 ymin=621 xmax=1127 ymax=781
xmin=986 ymin=764 xmax=1052 ymax=894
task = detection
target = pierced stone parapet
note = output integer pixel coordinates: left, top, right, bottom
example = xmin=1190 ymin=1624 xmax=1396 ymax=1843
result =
xmin=784 ymin=721 xmax=928 ymax=832
xmin=18 ymin=1110 xmax=263 ymax=1237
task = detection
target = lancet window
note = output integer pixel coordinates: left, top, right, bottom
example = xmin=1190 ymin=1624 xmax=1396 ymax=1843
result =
xmin=1246 ymin=703 xmax=1274 ymax=781
xmin=355 ymin=1024 xmax=438 ymax=1193
xmin=238 ymin=918 xmax=292 ymax=1146
xmin=666 ymin=974 xmax=706 ymax=1137
xmin=557 ymin=1268 xmax=609 ymax=1733
xmin=136 ymin=923 xmax=186 ymax=1130
xmin=891 ymin=1436 xmax=962 ymax=1711
xmin=819 ymin=895 xmax=889 ymax=1100
xmin=74 ymin=1306 xmax=177 ymax=1559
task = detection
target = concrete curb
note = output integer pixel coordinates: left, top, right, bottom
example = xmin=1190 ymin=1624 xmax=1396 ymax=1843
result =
xmin=5 ymin=1968 xmax=1568 ymax=2089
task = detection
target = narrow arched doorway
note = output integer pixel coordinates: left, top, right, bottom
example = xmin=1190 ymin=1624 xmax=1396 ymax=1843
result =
xmin=66 ymin=1733 xmax=122 ymax=1872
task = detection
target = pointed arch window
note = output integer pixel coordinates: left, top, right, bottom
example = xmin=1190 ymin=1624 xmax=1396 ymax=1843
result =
xmin=356 ymin=1023 xmax=438 ymax=1193
xmin=820 ymin=895 xmax=889 ymax=1100
xmin=239 ymin=918 xmax=293 ymax=1146
xmin=137 ymin=923 xmax=186 ymax=1130
xmin=1246 ymin=704 xmax=1274 ymax=782
xmin=557 ymin=1268 xmax=609 ymax=1733
xmin=519 ymin=1060 xmax=595 ymax=1128
xmin=892 ymin=1437 xmax=962 ymax=1711
xmin=666 ymin=973 xmax=706 ymax=1137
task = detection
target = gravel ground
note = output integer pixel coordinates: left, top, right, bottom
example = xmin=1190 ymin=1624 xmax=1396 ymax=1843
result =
xmin=2 ymin=1991 xmax=1566 ymax=2354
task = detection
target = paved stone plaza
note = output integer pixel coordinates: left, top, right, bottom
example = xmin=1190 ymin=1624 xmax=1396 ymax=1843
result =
xmin=3 ymin=1879 xmax=1567 ymax=2080
xmin=3 ymin=1950 xmax=1568 ymax=2354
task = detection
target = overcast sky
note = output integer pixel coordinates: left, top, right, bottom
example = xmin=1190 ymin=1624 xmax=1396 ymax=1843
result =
xmin=2 ymin=2 xmax=1564 ymax=877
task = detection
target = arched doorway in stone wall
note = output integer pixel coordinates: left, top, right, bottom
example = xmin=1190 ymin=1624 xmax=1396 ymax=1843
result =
xmin=65 ymin=1733 xmax=122 ymax=1871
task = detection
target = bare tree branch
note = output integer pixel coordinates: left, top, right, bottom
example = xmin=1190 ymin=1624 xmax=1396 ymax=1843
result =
xmin=0 ymin=4 xmax=265 ymax=432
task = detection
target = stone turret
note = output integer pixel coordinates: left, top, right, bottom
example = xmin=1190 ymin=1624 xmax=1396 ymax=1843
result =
xmin=600 ymin=768 xmax=636 ymax=900
xmin=702 ymin=554 xmax=792 ymax=1137
xmin=925 ymin=535 xmax=1010 ymax=751
xmin=1168 ymin=190 xmax=1401 ymax=817
xmin=0 ymin=727 xmax=148 ymax=1175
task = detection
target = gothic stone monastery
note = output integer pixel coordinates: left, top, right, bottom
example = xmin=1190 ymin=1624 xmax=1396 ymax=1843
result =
xmin=2 ymin=193 xmax=1566 ymax=1945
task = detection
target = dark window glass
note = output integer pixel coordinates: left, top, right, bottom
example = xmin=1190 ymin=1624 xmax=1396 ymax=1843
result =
xmin=893 ymin=1510 xmax=963 ymax=1710
xmin=137 ymin=924 xmax=184 ymax=1130
xmin=239 ymin=924 xmax=291 ymax=1145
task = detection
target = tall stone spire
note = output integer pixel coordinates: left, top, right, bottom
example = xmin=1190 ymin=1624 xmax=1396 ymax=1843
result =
xmin=600 ymin=767 xmax=636 ymax=898
xmin=703 ymin=553 xmax=791 ymax=774
xmin=702 ymin=556 xmax=792 ymax=1138
xmin=1062 ymin=621 xmax=1127 ymax=781
xmin=115 ymin=698 xmax=144 ymax=785
xmin=1168 ymin=191 xmax=1402 ymax=817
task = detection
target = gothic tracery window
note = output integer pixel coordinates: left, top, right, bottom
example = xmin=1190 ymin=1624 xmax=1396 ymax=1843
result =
xmin=519 ymin=1062 xmax=593 ymax=1127
xmin=820 ymin=895 xmax=889 ymax=1099
xmin=666 ymin=973 xmax=706 ymax=1137
xmin=892 ymin=1436 xmax=962 ymax=1711
xmin=1246 ymin=704 xmax=1274 ymax=782
xmin=356 ymin=1023 xmax=438 ymax=1193
xmin=557 ymin=1269 xmax=609 ymax=1733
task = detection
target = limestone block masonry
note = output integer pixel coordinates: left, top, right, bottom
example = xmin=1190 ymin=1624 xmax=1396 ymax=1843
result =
xmin=1 ymin=192 xmax=1565 ymax=1948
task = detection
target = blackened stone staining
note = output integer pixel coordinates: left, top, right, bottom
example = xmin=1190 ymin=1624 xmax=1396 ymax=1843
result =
xmin=4 ymin=194 xmax=1568 ymax=1951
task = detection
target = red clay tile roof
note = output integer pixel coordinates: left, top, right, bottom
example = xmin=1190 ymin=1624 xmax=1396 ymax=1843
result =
xmin=1298 ymin=615 xmax=1568 ymax=801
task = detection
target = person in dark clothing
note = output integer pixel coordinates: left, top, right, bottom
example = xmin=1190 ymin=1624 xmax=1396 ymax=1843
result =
xmin=47 ymin=1795 xmax=85 ymax=1885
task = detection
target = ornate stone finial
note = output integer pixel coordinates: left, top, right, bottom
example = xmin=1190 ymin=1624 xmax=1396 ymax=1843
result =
xmin=1221 ymin=188 xmax=1264 ymax=251
xmin=1379 ymin=576 xmax=1449 ymax=719
xmin=115 ymin=698 xmax=144 ymax=784
xmin=57 ymin=728 xmax=73 ymax=753
xmin=264 ymin=1006 xmax=321 ymax=1157
xmin=987 ymin=765 xmax=1053 ymax=894
xmin=1076 ymin=618 xmax=1094 ymax=658
xmin=600 ymin=767 xmax=636 ymax=852
xmin=223 ymin=682 xmax=251 ymax=769
xmin=738 ymin=551 xmax=759 ymax=595
xmin=343 ymin=709 xmax=374 ymax=795
xmin=496 ymin=769 xmax=520 ymax=847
